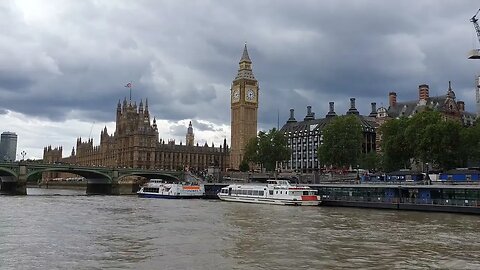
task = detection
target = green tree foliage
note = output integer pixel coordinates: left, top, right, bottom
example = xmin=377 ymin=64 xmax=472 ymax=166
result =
xmin=359 ymin=152 xmax=380 ymax=172
xmin=239 ymin=160 xmax=250 ymax=172
xmin=381 ymin=110 xmax=466 ymax=171
xmin=459 ymin=123 xmax=480 ymax=166
xmin=243 ymin=128 xmax=290 ymax=171
xmin=318 ymin=115 xmax=363 ymax=168
xmin=380 ymin=117 xmax=412 ymax=171
xmin=404 ymin=110 xmax=463 ymax=169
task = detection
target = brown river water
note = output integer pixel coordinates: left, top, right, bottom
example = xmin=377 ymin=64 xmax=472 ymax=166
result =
xmin=0 ymin=188 xmax=479 ymax=270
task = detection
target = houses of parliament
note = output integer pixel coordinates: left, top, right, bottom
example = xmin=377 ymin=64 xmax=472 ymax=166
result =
xmin=43 ymin=45 xmax=259 ymax=172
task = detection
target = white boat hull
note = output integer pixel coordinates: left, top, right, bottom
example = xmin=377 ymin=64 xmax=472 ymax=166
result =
xmin=218 ymin=195 xmax=320 ymax=206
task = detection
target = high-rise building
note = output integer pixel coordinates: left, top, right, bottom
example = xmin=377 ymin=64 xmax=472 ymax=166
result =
xmin=230 ymin=44 xmax=259 ymax=169
xmin=0 ymin=132 xmax=18 ymax=161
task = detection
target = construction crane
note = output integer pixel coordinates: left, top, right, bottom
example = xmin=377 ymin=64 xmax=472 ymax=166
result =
xmin=468 ymin=8 xmax=480 ymax=59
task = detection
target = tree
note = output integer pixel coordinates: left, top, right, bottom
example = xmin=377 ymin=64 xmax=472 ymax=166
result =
xmin=459 ymin=123 xmax=480 ymax=166
xmin=243 ymin=128 xmax=290 ymax=171
xmin=381 ymin=110 xmax=464 ymax=171
xmin=404 ymin=110 xmax=462 ymax=170
xmin=239 ymin=160 xmax=250 ymax=172
xmin=359 ymin=152 xmax=380 ymax=172
xmin=380 ymin=116 xmax=412 ymax=171
xmin=318 ymin=115 xmax=363 ymax=168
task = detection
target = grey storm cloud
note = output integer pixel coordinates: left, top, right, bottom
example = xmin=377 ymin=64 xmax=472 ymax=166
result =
xmin=0 ymin=0 xmax=480 ymax=131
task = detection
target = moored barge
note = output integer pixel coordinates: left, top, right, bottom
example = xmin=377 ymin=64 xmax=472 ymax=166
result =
xmin=315 ymin=184 xmax=480 ymax=214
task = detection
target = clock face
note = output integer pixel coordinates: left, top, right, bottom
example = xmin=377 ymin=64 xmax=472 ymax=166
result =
xmin=232 ymin=89 xmax=240 ymax=102
xmin=246 ymin=89 xmax=255 ymax=101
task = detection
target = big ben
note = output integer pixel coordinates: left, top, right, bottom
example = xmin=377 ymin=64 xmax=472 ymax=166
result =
xmin=230 ymin=43 xmax=259 ymax=170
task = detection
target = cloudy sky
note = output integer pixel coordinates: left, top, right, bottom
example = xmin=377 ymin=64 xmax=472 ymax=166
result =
xmin=1 ymin=0 xmax=480 ymax=159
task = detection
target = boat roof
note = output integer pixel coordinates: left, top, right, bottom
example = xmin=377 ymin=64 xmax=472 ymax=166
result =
xmin=312 ymin=183 xmax=480 ymax=190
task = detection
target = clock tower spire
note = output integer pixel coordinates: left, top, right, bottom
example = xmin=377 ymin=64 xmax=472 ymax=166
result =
xmin=230 ymin=43 xmax=259 ymax=170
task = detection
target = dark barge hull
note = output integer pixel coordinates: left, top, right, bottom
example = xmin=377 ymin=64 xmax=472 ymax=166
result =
xmin=321 ymin=200 xmax=480 ymax=214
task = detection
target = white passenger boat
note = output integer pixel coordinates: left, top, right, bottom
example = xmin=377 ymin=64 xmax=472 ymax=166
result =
xmin=217 ymin=179 xmax=320 ymax=206
xmin=137 ymin=179 xmax=204 ymax=199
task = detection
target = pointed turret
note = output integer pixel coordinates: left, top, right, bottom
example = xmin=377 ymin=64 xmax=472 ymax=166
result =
xmin=152 ymin=117 xmax=158 ymax=131
xmin=447 ymin=81 xmax=456 ymax=99
xmin=240 ymin=42 xmax=251 ymax=63
xmin=139 ymin=99 xmax=144 ymax=113
xmin=234 ymin=43 xmax=256 ymax=81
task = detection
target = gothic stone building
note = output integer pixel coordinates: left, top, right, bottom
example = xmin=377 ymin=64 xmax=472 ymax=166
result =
xmin=43 ymin=98 xmax=229 ymax=174
xmin=280 ymin=98 xmax=377 ymax=173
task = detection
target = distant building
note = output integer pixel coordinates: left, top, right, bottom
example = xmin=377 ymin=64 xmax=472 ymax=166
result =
xmin=43 ymin=99 xmax=229 ymax=173
xmin=383 ymin=82 xmax=476 ymax=126
xmin=280 ymin=99 xmax=377 ymax=173
xmin=0 ymin=132 xmax=17 ymax=161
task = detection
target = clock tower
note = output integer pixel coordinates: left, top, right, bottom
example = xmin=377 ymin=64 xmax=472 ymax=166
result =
xmin=230 ymin=43 xmax=259 ymax=170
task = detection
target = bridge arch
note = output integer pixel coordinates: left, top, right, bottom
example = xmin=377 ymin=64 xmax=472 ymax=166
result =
xmin=0 ymin=167 xmax=18 ymax=179
xmin=26 ymin=168 xmax=113 ymax=183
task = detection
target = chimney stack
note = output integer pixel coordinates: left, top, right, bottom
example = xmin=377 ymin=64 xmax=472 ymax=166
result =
xmin=304 ymin=106 xmax=315 ymax=121
xmin=346 ymin=98 xmax=359 ymax=115
xmin=389 ymin=92 xmax=397 ymax=107
xmin=419 ymin=84 xmax=429 ymax=100
xmin=369 ymin=102 xmax=378 ymax=117
xmin=287 ymin=108 xmax=297 ymax=123
xmin=326 ymin=102 xmax=337 ymax=118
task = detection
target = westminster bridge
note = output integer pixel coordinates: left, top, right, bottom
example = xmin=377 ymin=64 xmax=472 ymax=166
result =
xmin=0 ymin=162 xmax=184 ymax=195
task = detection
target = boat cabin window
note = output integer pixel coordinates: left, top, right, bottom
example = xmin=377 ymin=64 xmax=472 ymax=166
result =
xmin=269 ymin=190 xmax=274 ymax=195
xmin=144 ymin=187 xmax=159 ymax=193
xmin=259 ymin=191 xmax=264 ymax=196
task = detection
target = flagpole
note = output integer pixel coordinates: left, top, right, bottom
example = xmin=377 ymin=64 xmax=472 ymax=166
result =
xmin=129 ymin=81 xmax=132 ymax=101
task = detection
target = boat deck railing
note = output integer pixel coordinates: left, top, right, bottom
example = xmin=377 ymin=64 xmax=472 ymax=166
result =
xmin=322 ymin=195 xmax=480 ymax=207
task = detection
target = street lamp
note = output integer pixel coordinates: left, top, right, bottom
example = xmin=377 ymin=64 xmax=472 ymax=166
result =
xmin=20 ymin=150 xmax=26 ymax=161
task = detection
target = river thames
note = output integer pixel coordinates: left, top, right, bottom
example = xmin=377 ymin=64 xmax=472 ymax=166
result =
xmin=1 ymin=188 xmax=479 ymax=270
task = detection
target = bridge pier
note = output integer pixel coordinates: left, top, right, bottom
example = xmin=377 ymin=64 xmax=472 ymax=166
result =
xmin=86 ymin=178 xmax=113 ymax=195
xmin=0 ymin=177 xmax=26 ymax=195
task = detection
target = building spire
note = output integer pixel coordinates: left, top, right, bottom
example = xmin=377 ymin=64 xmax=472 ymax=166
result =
xmin=234 ymin=43 xmax=256 ymax=81
xmin=240 ymin=42 xmax=251 ymax=63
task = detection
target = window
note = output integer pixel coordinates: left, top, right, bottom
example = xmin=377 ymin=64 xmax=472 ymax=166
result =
xmin=269 ymin=190 xmax=274 ymax=195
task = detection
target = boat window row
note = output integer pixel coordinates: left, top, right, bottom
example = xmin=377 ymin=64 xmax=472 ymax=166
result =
xmin=231 ymin=189 xmax=265 ymax=196
xmin=143 ymin=188 xmax=159 ymax=193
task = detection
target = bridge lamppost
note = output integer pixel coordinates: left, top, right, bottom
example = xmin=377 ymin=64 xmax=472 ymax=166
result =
xmin=20 ymin=151 xmax=27 ymax=161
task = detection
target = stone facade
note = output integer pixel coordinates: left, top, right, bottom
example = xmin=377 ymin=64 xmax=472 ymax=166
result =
xmin=43 ymin=99 xmax=229 ymax=174
xmin=230 ymin=44 xmax=259 ymax=170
